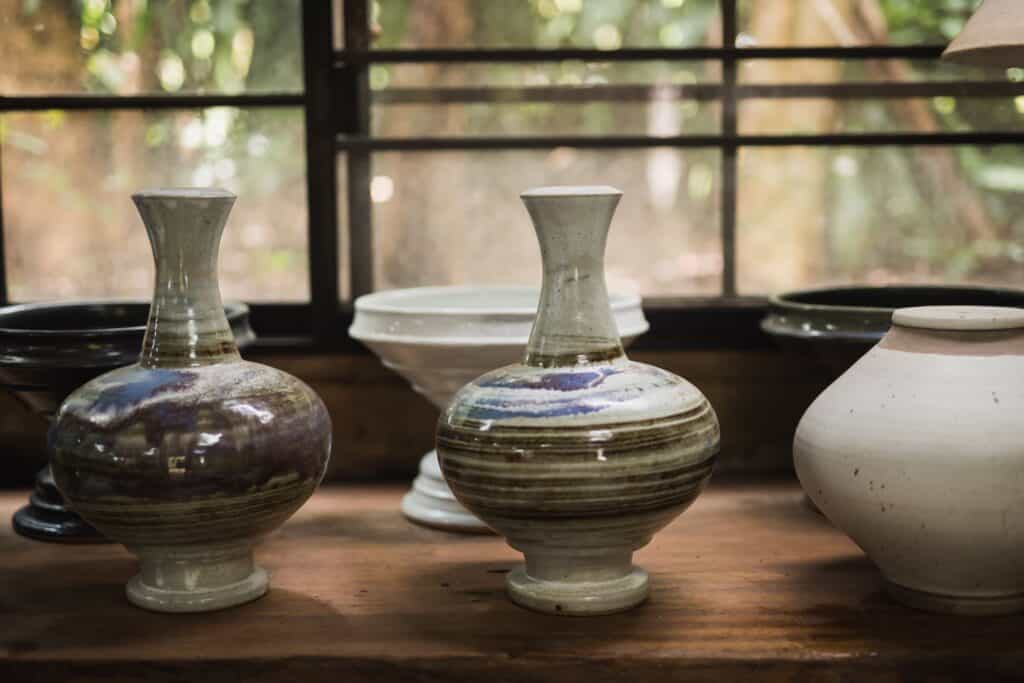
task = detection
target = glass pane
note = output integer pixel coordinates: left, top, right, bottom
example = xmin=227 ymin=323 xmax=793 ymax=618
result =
xmin=740 ymin=97 xmax=1024 ymax=134
xmin=372 ymin=60 xmax=721 ymax=137
xmin=3 ymin=108 xmax=309 ymax=301
xmin=374 ymin=0 xmax=722 ymax=49
xmin=736 ymin=0 xmax=976 ymax=47
xmin=0 ymin=1 xmax=302 ymax=95
xmin=737 ymin=145 xmax=1024 ymax=295
xmin=371 ymin=149 xmax=722 ymax=296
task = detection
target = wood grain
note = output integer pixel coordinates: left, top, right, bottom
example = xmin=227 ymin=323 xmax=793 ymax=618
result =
xmin=1 ymin=482 xmax=1021 ymax=681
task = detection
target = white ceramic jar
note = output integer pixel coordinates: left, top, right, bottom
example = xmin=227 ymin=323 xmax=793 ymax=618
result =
xmin=795 ymin=305 xmax=1024 ymax=615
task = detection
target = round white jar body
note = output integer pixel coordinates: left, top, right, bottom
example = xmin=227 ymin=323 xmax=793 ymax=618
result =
xmin=795 ymin=306 xmax=1024 ymax=615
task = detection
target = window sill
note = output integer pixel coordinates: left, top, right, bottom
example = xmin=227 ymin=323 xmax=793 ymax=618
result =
xmin=1 ymin=480 xmax=1011 ymax=681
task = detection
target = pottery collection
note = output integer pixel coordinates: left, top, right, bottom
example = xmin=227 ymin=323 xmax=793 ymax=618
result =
xmin=436 ymin=187 xmax=720 ymax=615
xmin=348 ymin=285 xmax=649 ymax=533
xmin=795 ymin=305 xmax=1024 ymax=615
xmin=8 ymin=181 xmax=1021 ymax=621
xmin=48 ymin=190 xmax=331 ymax=612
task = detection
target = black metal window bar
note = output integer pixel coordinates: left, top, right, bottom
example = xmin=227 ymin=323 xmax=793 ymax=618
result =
xmin=2 ymin=1 xmax=1024 ymax=351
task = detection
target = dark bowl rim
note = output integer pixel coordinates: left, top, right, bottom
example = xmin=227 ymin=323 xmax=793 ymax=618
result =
xmin=0 ymin=300 xmax=250 ymax=337
xmin=767 ymin=284 xmax=1024 ymax=316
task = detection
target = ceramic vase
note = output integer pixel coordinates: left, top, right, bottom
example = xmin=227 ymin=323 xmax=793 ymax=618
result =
xmin=348 ymin=285 xmax=649 ymax=533
xmin=50 ymin=189 xmax=332 ymax=613
xmin=795 ymin=305 xmax=1024 ymax=615
xmin=437 ymin=186 xmax=720 ymax=615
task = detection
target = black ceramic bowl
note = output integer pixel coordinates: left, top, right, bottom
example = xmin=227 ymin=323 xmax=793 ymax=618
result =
xmin=0 ymin=300 xmax=255 ymax=415
xmin=0 ymin=300 xmax=255 ymax=542
xmin=761 ymin=285 xmax=1024 ymax=375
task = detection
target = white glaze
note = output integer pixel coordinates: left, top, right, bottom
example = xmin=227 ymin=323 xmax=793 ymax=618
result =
xmin=795 ymin=305 xmax=1024 ymax=614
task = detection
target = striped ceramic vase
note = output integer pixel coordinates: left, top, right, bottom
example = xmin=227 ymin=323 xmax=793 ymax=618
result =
xmin=50 ymin=189 xmax=331 ymax=613
xmin=437 ymin=186 xmax=719 ymax=615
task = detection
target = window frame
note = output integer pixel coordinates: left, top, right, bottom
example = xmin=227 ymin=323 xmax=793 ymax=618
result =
xmin=2 ymin=1 xmax=1023 ymax=353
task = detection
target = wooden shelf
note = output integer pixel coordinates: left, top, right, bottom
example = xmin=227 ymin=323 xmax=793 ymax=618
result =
xmin=1 ymin=481 xmax=1020 ymax=681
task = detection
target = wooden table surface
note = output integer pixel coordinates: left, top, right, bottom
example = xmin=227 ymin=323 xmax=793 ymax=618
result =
xmin=1 ymin=481 xmax=1022 ymax=682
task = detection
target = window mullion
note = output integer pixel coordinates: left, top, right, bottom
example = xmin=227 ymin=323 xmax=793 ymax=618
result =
xmin=302 ymin=0 xmax=342 ymax=339
xmin=341 ymin=0 xmax=374 ymax=298
xmin=721 ymin=0 xmax=738 ymax=297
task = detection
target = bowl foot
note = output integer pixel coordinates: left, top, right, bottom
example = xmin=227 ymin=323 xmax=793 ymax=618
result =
xmin=127 ymin=543 xmax=268 ymax=613
xmin=12 ymin=466 xmax=108 ymax=543
xmin=884 ymin=579 xmax=1024 ymax=616
xmin=506 ymin=549 xmax=648 ymax=616
xmin=401 ymin=451 xmax=493 ymax=534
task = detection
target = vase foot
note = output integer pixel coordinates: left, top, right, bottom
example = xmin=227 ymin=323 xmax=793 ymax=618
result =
xmin=127 ymin=543 xmax=269 ymax=613
xmin=884 ymin=579 xmax=1024 ymax=616
xmin=12 ymin=466 xmax=108 ymax=543
xmin=506 ymin=551 xmax=649 ymax=616
xmin=401 ymin=451 xmax=493 ymax=534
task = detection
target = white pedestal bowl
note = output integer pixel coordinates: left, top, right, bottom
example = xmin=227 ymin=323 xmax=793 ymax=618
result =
xmin=348 ymin=286 xmax=649 ymax=533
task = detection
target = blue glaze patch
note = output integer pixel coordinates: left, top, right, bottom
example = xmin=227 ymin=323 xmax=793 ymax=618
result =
xmin=90 ymin=368 xmax=196 ymax=414
xmin=478 ymin=366 xmax=621 ymax=392
xmin=466 ymin=398 xmax=606 ymax=420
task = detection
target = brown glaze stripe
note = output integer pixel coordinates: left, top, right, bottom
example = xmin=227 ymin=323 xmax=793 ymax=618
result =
xmin=441 ymin=452 xmax=716 ymax=483
xmin=81 ymin=508 xmax=303 ymax=543
xmin=439 ymin=404 xmax=718 ymax=455
xmin=525 ymin=346 xmax=624 ymax=368
xmin=71 ymin=479 xmax=315 ymax=528
xmin=881 ymin=325 xmax=1024 ymax=356
xmin=440 ymin=432 xmax=718 ymax=462
xmin=72 ymin=477 xmax=317 ymax=515
xmin=439 ymin=427 xmax=719 ymax=459
xmin=440 ymin=449 xmax=718 ymax=476
xmin=442 ymin=445 xmax=715 ymax=474
xmin=457 ymin=484 xmax=710 ymax=520
xmin=449 ymin=402 xmax=713 ymax=434
xmin=447 ymin=465 xmax=715 ymax=502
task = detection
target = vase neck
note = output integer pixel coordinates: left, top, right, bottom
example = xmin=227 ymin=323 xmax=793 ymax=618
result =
xmin=133 ymin=189 xmax=240 ymax=368
xmin=521 ymin=186 xmax=625 ymax=368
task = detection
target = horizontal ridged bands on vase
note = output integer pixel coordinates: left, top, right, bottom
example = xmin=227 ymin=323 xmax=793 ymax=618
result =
xmin=438 ymin=400 xmax=718 ymax=521
xmin=51 ymin=360 xmax=331 ymax=548
xmin=69 ymin=477 xmax=317 ymax=546
xmin=496 ymin=504 xmax=697 ymax=556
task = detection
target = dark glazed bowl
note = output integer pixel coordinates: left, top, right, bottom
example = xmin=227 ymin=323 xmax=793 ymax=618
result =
xmin=761 ymin=285 xmax=1024 ymax=375
xmin=0 ymin=301 xmax=255 ymax=415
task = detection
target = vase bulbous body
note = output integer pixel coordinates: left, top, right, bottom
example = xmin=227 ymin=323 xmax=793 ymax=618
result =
xmin=437 ymin=186 xmax=719 ymax=615
xmin=50 ymin=189 xmax=331 ymax=613
xmin=795 ymin=305 xmax=1024 ymax=615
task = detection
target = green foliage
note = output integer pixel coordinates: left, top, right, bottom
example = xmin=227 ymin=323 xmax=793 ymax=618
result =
xmin=14 ymin=0 xmax=1024 ymax=290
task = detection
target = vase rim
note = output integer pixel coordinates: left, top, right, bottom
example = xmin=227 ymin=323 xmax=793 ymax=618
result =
xmin=892 ymin=305 xmax=1024 ymax=331
xmin=521 ymin=185 xmax=622 ymax=198
xmin=133 ymin=187 xmax=236 ymax=200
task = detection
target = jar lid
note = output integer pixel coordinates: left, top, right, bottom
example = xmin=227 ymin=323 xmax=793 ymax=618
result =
xmin=892 ymin=305 xmax=1024 ymax=331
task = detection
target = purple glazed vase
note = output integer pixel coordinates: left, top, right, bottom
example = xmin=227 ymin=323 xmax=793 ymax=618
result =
xmin=50 ymin=189 xmax=331 ymax=613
